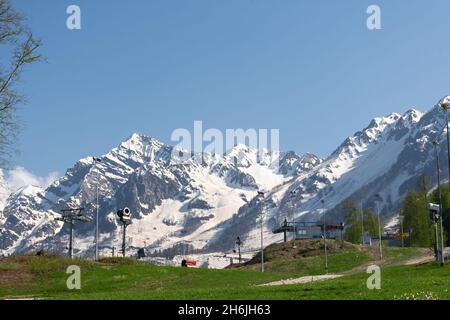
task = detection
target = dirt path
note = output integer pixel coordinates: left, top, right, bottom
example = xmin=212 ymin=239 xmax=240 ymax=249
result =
xmin=258 ymin=274 xmax=343 ymax=286
xmin=258 ymin=247 xmax=450 ymax=287
xmin=403 ymin=247 xmax=450 ymax=266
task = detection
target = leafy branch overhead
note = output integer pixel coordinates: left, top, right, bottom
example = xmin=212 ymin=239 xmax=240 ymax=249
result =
xmin=0 ymin=0 xmax=42 ymax=167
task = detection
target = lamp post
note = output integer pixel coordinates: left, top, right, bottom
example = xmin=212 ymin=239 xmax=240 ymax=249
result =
xmin=438 ymin=98 xmax=450 ymax=190
xmin=360 ymin=201 xmax=365 ymax=245
xmin=432 ymin=140 xmax=445 ymax=266
xmin=290 ymin=190 xmax=298 ymax=248
xmin=93 ymin=157 xmax=102 ymax=261
xmin=437 ymin=96 xmax=450 ymax=266
xmin=257 ymin=191 xmax=265 ymax=273
xmin=374 ymin=194 xmax=383 ymax=260
xmin=321 ymin=199 xmax=328 ymax=274
xmin=399 ymin=214 xmax=405 ymax=248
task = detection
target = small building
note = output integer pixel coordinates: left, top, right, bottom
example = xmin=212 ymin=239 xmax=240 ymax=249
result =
xmin=273 ymin=220 xmax=343 ymax=241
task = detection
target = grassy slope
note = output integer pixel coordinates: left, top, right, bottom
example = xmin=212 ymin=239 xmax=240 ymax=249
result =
xmin=235 ymin=262 xmax=450 ymax=300
xmin=236 ymin=240 xmax=371 ymax=274
xmin=1 ymin=243 xmax=438 ymax=300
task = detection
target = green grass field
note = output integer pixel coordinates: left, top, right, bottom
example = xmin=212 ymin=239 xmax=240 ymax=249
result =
xmin=0 ymin=242 xmax=448 ymax=300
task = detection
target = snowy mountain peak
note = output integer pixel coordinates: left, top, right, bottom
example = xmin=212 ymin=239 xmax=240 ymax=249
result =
xmin=367 ymin=112 xmax=401 ymax=133
xmin=403 ymin=108 xmax=423 ymax=121
xmin=395 ymin=109 xmax=424 ymax=129
xmin=225 ymin=144 xmax=265 ymax=168
xmin=120 ymin=133 xmax=164 ymax=150
xmin=5 ymin=99 xmax=450 ymax=258
xmin=13 ymin=185 xmax=43 ymax=198
xmin=332 ymin=109 xmax=423 ymax=160
xmin=436 ymin=95 xmax=450 ymax=108
xmin=278 ymin=151 xmax=322 ymax=176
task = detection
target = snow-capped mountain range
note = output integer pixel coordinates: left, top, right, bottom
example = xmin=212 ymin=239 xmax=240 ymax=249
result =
xmin=1 ymin=99 xmax=450 ymax=257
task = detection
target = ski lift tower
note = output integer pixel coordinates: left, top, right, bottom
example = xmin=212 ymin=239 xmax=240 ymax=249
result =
xmin=55 ymin=208 xmax=92 ymax=259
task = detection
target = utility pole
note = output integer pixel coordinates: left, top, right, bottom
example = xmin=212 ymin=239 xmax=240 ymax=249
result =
xmin=375 ymin=194 xmax=383 ymax=260
xmin=93 ymin=157 xmax=102 ymax=261
xmin=322 ymin=199 xmax=328 ymax=274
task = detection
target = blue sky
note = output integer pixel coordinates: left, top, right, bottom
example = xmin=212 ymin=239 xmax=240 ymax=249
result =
xmin=9 ymin=0 xmax=450 ymax=178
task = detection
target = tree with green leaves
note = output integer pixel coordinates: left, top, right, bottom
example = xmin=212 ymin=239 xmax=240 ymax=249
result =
xmin=363 ymin=208 xmax=378 ymax=236
xmin=402 ymin=191 xmax=432 ymax=247
xmin=0 ymin=0 xmax=41 ymax=168
xmin=430 ymin=184 xmax=449 ymax=246
xmin=342 ymin=199 xmax=363 ymax=244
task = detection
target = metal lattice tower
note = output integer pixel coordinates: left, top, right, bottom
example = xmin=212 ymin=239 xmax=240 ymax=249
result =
xmin=55 ymin=208 xmax=92 ymax=259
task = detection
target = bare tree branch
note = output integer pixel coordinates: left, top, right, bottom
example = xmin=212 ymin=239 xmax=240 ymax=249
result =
xmin=0 ymin=0 xmax=42 ymax=168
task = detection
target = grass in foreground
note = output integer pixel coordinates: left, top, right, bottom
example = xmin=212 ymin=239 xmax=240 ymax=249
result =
xmin=0 ymin=245 xmax=444 ymax=300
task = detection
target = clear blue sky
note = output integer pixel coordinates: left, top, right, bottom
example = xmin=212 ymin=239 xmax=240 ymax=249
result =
xmin=10 ymin=0 xmax=450 ymax=177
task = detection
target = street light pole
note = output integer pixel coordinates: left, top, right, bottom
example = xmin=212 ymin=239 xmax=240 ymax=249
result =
xmin=432 ymin=140 xmax=445 ymax=266
xmin=257 ymin=191 xmax=265 ymax=273
xmin=375 ymin=194 xmax=383 ymax=260
xmin=93 ymin=157 xmax=102 ymax=261
xmin=260 ymin=212 xmax=264 ymax=273
xmin=290 ymin=190 xmax=298 ymax=248
xmin=438 ymin=100 xmax=450 ymax=190
xmin=432 ymin=141 xmax=442 ymax=262
xmin=360 ymin=201 xmax=365 ymax=245
xmin=399 ymin=214 xmax=405 ymax=248
xmin=322 ymin=199 xmax=328 ymax=274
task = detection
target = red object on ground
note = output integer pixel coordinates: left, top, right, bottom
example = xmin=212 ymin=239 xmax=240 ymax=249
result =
xmin=185 ymin=259 xmax=197 ymax=267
